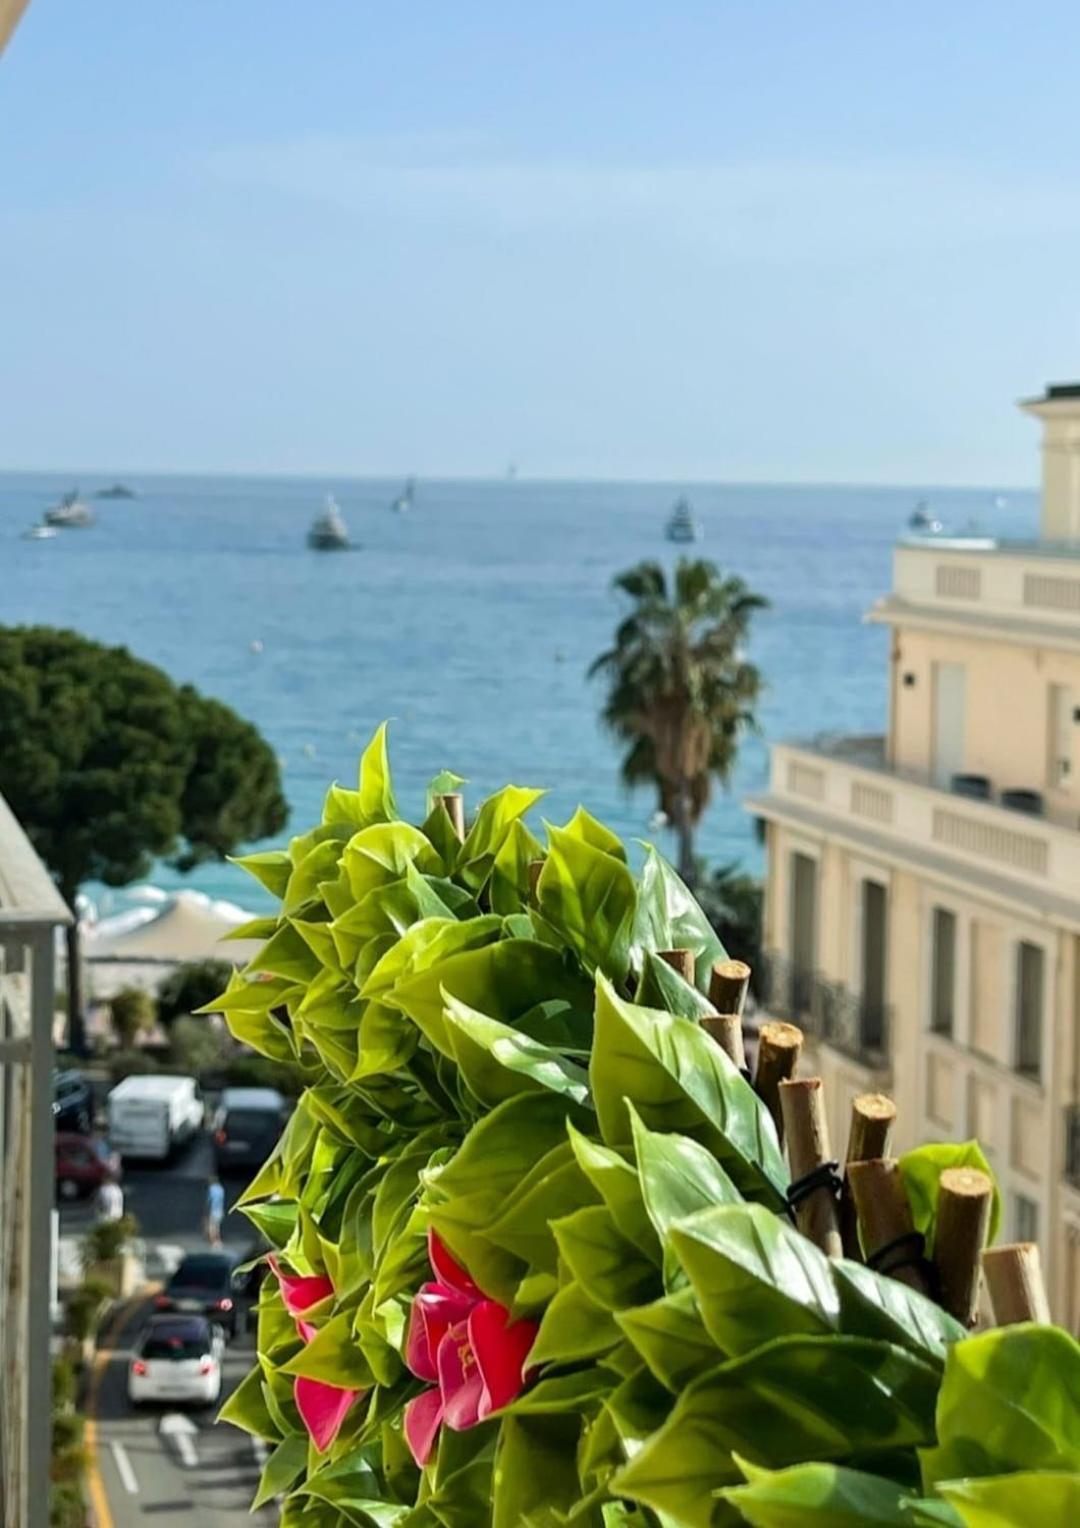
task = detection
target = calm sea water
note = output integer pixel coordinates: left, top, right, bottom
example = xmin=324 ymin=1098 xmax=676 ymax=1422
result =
xmin=0 ymin=472 xmax=1036 ymax=913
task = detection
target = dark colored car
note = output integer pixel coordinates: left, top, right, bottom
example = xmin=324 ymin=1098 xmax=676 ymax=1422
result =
xmin=53 ymin=1070 xmax=93 ymax=1134
xmin=154 ymin=1252 xmax=246 ymax=1338
xmin=55 ymin=1132 xmax=111 ymax=1200
xmin=212 ymin=1087 xmax=289 ymax=1175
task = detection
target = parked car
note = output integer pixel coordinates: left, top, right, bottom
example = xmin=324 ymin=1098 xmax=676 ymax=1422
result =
xmin=55 ymin=1132 xmax=111 ymax=1201
xmin=154 ymin=1252 xmax=245 ymax=1337
xmin=128 ymin=1315 xmax=224 ymax=1407
xmin=53 ymin=1070 xmax=92 ymax=1134
xmin=211 ymin=1086 xmax=289 ymax=1174
xmin=107 ymin=1074 xmax=204 ymax=1161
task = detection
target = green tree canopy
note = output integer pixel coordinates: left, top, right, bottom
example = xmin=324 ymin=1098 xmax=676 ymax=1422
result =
xmin=589 ymin=558 xmax=767 ymax=882
xmin=0 ymin=625 xmax=287 ymax=1048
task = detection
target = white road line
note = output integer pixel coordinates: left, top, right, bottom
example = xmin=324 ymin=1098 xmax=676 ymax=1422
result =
xmin=251 ymin=1436 xmax=269 ymax=1468
xmin=109 ymin=1440 xmax=139 ymax=1495
xmin=160 ymin=1412 xmax=200 ymax=1468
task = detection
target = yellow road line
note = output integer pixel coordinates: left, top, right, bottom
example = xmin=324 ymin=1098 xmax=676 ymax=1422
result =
xmin=82 ymin=1284 xmax=161 ymax=1528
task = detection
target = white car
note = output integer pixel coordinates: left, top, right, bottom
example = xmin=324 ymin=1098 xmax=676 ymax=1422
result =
xmin=128 ymin=1316 xmax=224 ymax=1407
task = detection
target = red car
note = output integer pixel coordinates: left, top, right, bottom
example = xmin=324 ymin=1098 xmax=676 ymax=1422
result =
xmin=55 ymin=1132 xmax=111 ymax=1201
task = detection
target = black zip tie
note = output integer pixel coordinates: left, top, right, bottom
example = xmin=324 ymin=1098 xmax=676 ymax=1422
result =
xmin=740 ymin=1066 xmax=753 ymax=1086
xmin=785 ymin=1160 xmax=842 ymax=1215
xmin=866 ymin=1229 xmax=931 ymax=1284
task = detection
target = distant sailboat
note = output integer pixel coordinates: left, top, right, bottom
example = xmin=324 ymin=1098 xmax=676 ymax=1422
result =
xmin=908 ymin=500 xmax=943 ymax=535
xmin=307 ymin=495 xmax=350 ymax=551
xmin=390 ymin=477 xmax=415 ymax=514
xmin=44 ymin=488 xmax=94 ymax=528
xmin=665 ymin=496 xmax=699 ymax=543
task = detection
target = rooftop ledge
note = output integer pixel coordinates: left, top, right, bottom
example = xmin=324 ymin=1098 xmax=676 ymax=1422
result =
xmin=899 ymin=533 xmax=1080 ymax=561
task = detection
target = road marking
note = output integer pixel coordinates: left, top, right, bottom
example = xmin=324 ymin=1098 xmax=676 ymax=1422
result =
xmin=251 ymin=1436 xmax=270 ymax=1468
xmin=84 ymin=1286 xmax=161 ymax=1528
xmin=109 ymin=1440 xmax=139 ymax=1495
xmin=160 ymin=1411 xmax=200 ymax=1468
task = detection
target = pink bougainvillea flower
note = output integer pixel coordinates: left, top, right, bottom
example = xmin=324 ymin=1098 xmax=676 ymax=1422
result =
xmin=269 ymin=1258 xmax=363 ymax=1453
xmin=403 ymin=1231 xmax=538 ymax=1467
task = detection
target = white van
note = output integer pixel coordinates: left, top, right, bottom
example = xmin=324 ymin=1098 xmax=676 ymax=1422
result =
xmin=107 ymin=1075 xmax=204 ymax=1161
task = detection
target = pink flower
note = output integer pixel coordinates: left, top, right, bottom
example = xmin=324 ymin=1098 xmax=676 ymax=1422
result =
xmin=269 ymin=1258 xmax=363 ymax=1453
xmin=403 ymin=1230 xmax=538 ymax=1467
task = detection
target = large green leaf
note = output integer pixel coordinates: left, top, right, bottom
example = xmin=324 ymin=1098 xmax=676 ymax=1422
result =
xmin=342 ymin=822 xmax=441 ymax=905
xmin=537 ymin=823 xmax=637 ymax=983
xmin=616 ymin=1285 xmax=717 ymax=1392
xmin=935 ymin=1471 xmax=1080 ymax=1527
xmin=591 ymin=976 xmax=786 ymax=1209
xmin=490 ymin=818 xmax=545 ymax=915
xmin=528 ymin=1279 xmax=621 ymax=1367
xmin=484 ymin=1156 xmax=598 ymax=1273
xmin=718 ymin=1456 xmax=918 ymax=1526
xmin=669 ymin=1203 xmax=838 ymax=1357
xmin=921 ymin=1324 xmax=1080 ymax=1488
xmin=567 ymin=1121 xmax=660 ymax=1263
xmin=456 ymin=784 xmax=546 ymax=891
xmin=631 ymin=845 xmax=725 ymax=986
xmin=493 ymin=1414 xmax=585 ymax=1528
xmin=551 ymin=1204 xmax=662 ymax=1312
xmin=357 ymin=720 xmax=398 ymax=823
xmin=229 ymin=848 xmax=293 ymax=899
xmin=252 ymin=1434 xmax=309 ymax=1510
xmin=611 ymin=1336 xmax=939 ymax=1526
xmin=360 ymin=915 xmax=503 ymax=1001
xmin=562 ymin=805 xmax=628 ymax=861
xmin=635 ymin=951 xmax=715 ymax=1022
xmin=439 ymin=993 xmax=592 ymax=1111
xmin=831 ymin=1260 xmax=964 ymax=1366
xmin=219 ymin=1361 xmax=282 ymax=1440
xmin=628 ymin=1105 xmax=741 ymax=1254
xmin=898 ymin=1142 xmax=1001 ymax=1257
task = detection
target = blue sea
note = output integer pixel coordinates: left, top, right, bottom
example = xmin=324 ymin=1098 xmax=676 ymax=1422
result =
xmin=0 ymin=472 xmax=1036 ymax=914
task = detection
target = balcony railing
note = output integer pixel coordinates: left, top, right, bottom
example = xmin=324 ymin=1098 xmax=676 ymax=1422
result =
xmin=759 ymin=950 xmax=891 ymax=1069
xmin=1065 ymin=1104 xmax=1080 ymax=1190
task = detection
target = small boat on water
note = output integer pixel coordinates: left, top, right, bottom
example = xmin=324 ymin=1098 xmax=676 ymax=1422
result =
xmin=665 ymin=496 xmax=699 ymax=543
xmin=44 ymin=489 xmax=94 ymax=528
xmin=307 ymin=495 xmax=350 ymax=551
xmin=390 ymin=477 xmax=415 ymax=514
xmin=908 ymin=500 xmax=943 ymax=535
xmin=21 ymin=524 xmax=58 ymax=540
xmin=95 ymin=482 xmax=137 ymax=500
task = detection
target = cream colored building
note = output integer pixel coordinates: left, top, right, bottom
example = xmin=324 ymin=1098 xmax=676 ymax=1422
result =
xmin=747 ymin=382 xmax=1080 ymax=1329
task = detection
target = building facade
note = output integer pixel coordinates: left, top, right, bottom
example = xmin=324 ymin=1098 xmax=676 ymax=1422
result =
xmin=748 ymin=383 xmax=1080 ymax=1329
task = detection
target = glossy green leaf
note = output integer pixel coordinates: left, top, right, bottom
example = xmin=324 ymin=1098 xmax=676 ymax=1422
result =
xmin=935 ymin=1471 xmax=1080 ymax=1527
xmin=456 ymin=784 xmax=546 ymax=891
xmin=612 ymin=1336 xmax=939 ymax=1525
xmin=360 ymin=914 xmax=503 ymax=1001
xmin=628 ymin=1104 xmax=741 ymax=1253
xmin=562 ymin=805 xmax=627 ymax=860
xmin=669 ymin=1203 xmax=838 ymax=1356
xmin=631 ymin=844 xmax=725 ymax=986
xmin=831 ymin=1259 xmax=963 ymax=1365
xmin=357 ymin=720 xmax=398 ymax=824
xmin=528 ymin=1279 xmax=621 ymax=1367
xmin=718 ymin=1455 xmax=917 ymax=1526
xmin=219 ymin=1361 xmax=282 ymax=1440
xmin=898 ymin=1142 xmax=1001 ymax=1256
xmin=921 ymin=1324 xmax=1080 ymax=1488
xmin=635 ymin=950 xmax=715 ymax=1022
xmin=439 ymin=992 xmax=592 ymax=1110
xmin=490 ymin=818 xmax=545 ymax=915
xmin=493 ymin=1413 xmax=584 ymax=1528
xmin=282 ymin=1312 xmax=374 ymax=1389
xmin=484 ymin=1157 xmax=598 ymax=1273
xmin=243 ymin=1199 xmax=299 ymax=1249
xmin=229 ymin=848 xmax=293 ymax=899
xmin=567 ymin=1122 xmax=660 ymax=1263
xmin=252 ymin=1434 xmax=309 ymax=1510
xmin=591 ymin=976 xmax=787 ymax=1209
xmin=552 ymin=1204 xmax=661 ymax=1312
xmin=538 ymin=822 xmax=637 ymax=983
xmin=342 ymin=822 xmax=441 ymax=905
xmin=616 ymin=1285 xmax=717 ymax=1392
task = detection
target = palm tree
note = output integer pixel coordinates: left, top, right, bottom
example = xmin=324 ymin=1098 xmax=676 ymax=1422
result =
xmin=589 ymin=558 xmax=768 ymax=884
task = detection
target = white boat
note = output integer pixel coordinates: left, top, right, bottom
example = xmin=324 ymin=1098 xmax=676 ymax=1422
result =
xmin=390 ymin=477 xmax=415 ymax=514
xmin=22 ymin=524 xmax=58 ymax=540
xmin=44 ymin=489 xmax=94 ymax=528
xmin=665 ymin=496 xmax=699 ymax=543
xmin=307 ymin=495 xmax=350 ymax=550
xmin=908 ymin=501 xmax=943 ymax=535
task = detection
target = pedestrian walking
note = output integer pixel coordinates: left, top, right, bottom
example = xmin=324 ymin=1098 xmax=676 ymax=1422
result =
xmin=205 ymin=1174 xmax=225 ymax=1247
xmin=96 ymin=1172 xmax=124 ymax=1223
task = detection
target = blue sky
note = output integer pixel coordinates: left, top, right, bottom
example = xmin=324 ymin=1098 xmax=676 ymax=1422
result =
xmin=3 ymin=1 xmax=1080 ymax=483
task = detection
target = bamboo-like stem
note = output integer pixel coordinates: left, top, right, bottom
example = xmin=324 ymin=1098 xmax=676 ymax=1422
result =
xmin=701 ymin=1014 xmax=745 ymax=1070
xmin=435 ymin=792 xmax=466 ymax=843
xmin=658 ymin=949 xmax=696 ymax=985
xmin=839 ymin=1094 xmax=896 ymax=1260
xmin=983 ymin=1242 xmax=1052 ymax=1326
xmin=931 ymin=1167 xmax=993 ymax=1325
xmin=754 ymin=1022 xmax=803 ymax=1141
xmin=709 ymin=959 xmax=751 ymax=1017
xmin=779 ymin=1078 xmax=842 ymax=1258
xmin=847 ymin=1157 xmax=932 ymax=1296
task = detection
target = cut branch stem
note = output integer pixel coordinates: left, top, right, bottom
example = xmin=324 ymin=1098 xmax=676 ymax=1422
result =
xmin=847 ymin=1157 xmax=932 ymax=1297
xmin=779 ymin=1077 xmax=842 ymax=1258
xmin=709 ymin=959 xmax=751 ymax=1017
xmin=982 ymin=1242 xmax=1051 ymax=1326
xmin=840 ymin=1094 xmax=896 ymax=1260
xmin=932 ymin=1167 xmax=993 ymax=1326
xmin=754 ymin=1022 xmax=803 ymax=1141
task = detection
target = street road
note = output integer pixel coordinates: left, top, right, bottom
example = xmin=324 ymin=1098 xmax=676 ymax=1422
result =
xmin=68 ymin=1130 xmax=278 ymax=1526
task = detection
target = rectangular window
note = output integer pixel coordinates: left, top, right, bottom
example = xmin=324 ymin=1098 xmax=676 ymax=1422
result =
xmin=930 ymin=908 xmax=956 ymax=1037
xmin=860 ymin=879 xmax=888 ymax=1052
xmin=1015 ymin=941 xmax=1045 ymax=1080
xmin=1014 ymin=1193 xmax=1039 ymax=1245
xmin=790 ymin=852 xmax=817 ymax=1015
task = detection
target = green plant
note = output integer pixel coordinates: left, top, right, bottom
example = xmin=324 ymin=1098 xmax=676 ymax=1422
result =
xmin=109 ymin=985 xmax=156 ymax=1048
xmin=0 ymin=625 xmax=287 ymax=1049
xmin=213 ymin=727 xmax=1074 ymax=1527
xmin=589 ymin=559 xmax=767 ymax=882
xmin=108 ymin=1046 xmax=161 ymax=1082
xmin=157 ymin=958 xmax=235 ymax=1026
xmin=52 ymin=1357 xmax=78 ymax=1411
xmin=49 ymin=1478 xmax=87 ymax=1528
xmin=81 ymin=1218 xmax=137 ymax=1273
xmin=64 ymin=1276 xmax=113 ymax=1342
xmin=169 ymin=1013 xmax=231 ymax=1073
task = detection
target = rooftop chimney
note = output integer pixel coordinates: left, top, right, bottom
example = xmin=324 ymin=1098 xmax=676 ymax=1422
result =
xmin=1021 ymin=383 xmax=1080 ymax=541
